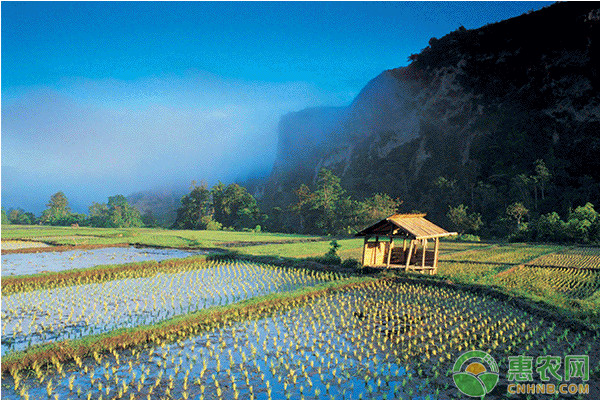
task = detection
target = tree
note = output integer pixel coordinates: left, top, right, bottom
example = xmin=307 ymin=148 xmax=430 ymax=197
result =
xmin=212 ymin=183 xmax=262 ymax=230
xmin=88 ymin=202 xmax=109 ymax=227
xmin=512 ymin=174 xmax=532 ymax=207
xmin=1 ymin=208 xmax=9 ymax=225
xmin=565 ymin=203 xmax=598 ymax=243
xmin=358 ymin=193 xmax=403 ymax=227
xmin=506 ymin=202 xmax=529 ymax=227
xmin=8 ymin=208 xmax=36 ymax=225
xmin=141 ymin=211 xmax=159 ymax=228
xmin=40 ymin=192 xmax=72 ymax=225
xmin=106 ymin=195 xmax=142 ymax=228
xmin=533 ymin=159 xmax=551 ymax=201
xmin=293 ymin=169 xmax=347 ymax=234
xmin=534 ymin=212 xmax=564 ymax=242
xmin=447 ymin=204 xmax=483 ymax=235
xmin=292 ymin=169 xmax=404 ymax=235
xmin=569 ymin=202 xmax=597 ymax=223
xmin=174 ymin=182 xmax=213 ymax=229
xmin=88 ymin=196 xmax=142 ymax=228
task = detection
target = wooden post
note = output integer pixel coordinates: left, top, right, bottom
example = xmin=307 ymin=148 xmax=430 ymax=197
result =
xmin=433 ymin=237 xmax=440 ymax=274
xmin=405 ymin=240 xmax=414 ymax=271
xmin=361 ymin=237 xmax=368 ymax=267
xmin=386 ymin=236 xmax=394 ymax=268
xmin=375 ymin=236 xmax=379 ymax=266
xmin=421 ymin=239 xmax=427 ymax=270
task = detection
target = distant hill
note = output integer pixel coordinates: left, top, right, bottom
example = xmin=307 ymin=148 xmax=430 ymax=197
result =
xmin=263 ymin=2 xmax=600 ymax=232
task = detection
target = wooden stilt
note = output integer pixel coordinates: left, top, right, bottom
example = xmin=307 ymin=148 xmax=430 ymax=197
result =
xmin=361 ymin=237 xmax=368 ymax=267
xmin=421 ymin=239 xmax=427 ymax=270
xmin=433 ymin=237 xmax=440 ymax=274
xmin=405 ymin=240 xmax=414 ymax=271
xmin=386 ymin=236 xmax=394 ymax=268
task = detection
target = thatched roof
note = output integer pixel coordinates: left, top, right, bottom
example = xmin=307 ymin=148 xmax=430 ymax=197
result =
xmin=356 ymin=213 xmax=457 ymax=240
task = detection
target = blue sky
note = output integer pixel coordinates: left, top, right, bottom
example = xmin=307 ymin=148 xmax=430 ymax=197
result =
xmin=2 ymin=1 xmax=553 ymax=213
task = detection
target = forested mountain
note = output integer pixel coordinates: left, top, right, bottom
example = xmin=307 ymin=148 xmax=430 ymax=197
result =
xmin=262 ymin=2 xmax=600 ymax=235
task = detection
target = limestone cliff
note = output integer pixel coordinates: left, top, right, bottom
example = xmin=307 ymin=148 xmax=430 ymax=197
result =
xmin=264 ymin=2 xmax=600 ymax=225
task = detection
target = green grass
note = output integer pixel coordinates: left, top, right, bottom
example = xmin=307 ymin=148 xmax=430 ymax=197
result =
xmin=230 ymin=238 xmax=363 ymax=258
xmin=1 ymin=225 xmax=325 ymax=248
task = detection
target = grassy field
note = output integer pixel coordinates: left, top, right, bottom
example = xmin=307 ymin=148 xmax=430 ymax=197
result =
xmin=1 ymin=225 xmax=326 ymax=249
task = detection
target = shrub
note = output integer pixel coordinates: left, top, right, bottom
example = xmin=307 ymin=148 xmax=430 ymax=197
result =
xmin=508 ymin=222 xmax=529 ymax=242
xmin=201 ymin=215 xmax=222 ymax=231
xmin=341 ymin=258 xmax=362 ymax=270
xmin=312 ymin=253 xmax=342 ymax=265
xmin=446 ymin=233 xmax=481 ymax=242
xmin=534 ymin=212 xmax=564 ymax=242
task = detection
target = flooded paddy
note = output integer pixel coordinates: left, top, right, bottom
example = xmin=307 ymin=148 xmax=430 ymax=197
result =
xmin=1 ymin=246 xmax=204 ymax=276
xmin=1 ymin=260 xmax=342 ymax=354
xmin=1 ymin=240 xmax=51 ymax=251
xmin=3 ymin=279 xmax=598 ymax=399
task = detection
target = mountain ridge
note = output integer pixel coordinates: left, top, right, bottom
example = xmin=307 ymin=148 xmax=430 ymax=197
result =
xmin=262 ymin=2 xmax=600 ymax=231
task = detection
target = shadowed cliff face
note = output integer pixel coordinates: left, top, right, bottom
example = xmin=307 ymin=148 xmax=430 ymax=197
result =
xmin=264 ymin=2 xmax=600 ymax=226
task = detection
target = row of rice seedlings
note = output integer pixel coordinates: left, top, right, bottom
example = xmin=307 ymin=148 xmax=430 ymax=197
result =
xmin=437 ymin=241 xmax=492 ymax=254
xmin=1 ymin=260 xmax=343 ymax=354
xmin=4 ymin=279 xmax=598 ymax=400
xmin=440 ymin=244 xmax=562 ymax=264
xmin=493 ymin=265 xmax=600 ymax=300
xmin=436 ymin=261 xmax=511 ymax=283
xmin=527 ymin=247 xmax=600 ymax=269
xmin=1 ymin=254 xmax=215 ymax=296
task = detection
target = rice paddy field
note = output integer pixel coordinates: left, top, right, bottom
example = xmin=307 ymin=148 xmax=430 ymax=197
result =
xmin=1 ymin=226 xmax=600 ymax=399
xmin=1 ymin=247 xmax=206 ymax=276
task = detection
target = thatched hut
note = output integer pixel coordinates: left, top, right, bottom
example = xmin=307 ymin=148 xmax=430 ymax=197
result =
xmin=355 ymin=213 xmax=457 ymax=274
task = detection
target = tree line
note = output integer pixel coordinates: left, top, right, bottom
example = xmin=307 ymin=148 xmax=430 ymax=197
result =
xmin=2 ymin=192 xmax=146 ymax=228
xmin=3 ymin=166 xmax=599 ymax=244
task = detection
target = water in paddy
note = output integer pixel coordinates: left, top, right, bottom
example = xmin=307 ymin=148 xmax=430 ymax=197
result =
xmin=1 ymin=246 xmax=205 ymax=276
xmin=2 ymin=286 xmax=432 ymax=400
xmin=1 ymin=260 xmax=341 ymax=354
xmin=4 ymin=280 xmax=599 ymax=399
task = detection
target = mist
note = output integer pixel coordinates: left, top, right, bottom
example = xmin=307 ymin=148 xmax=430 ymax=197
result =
xmin=1 ymin=72 xmax=350 ymax=214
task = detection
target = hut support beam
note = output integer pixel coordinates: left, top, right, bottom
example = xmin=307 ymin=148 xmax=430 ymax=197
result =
xmin=361 ymin=237 xmax=368 ymax=267
xmin=433 ymin=237 xmax=440 ymax=273
xmin=421 ymin=239 xmax=427 ymax=269
xmin=405 ymin=240 xmax=414 ymax=271
xmin=386 ymin=236 xmax=394 ymax=268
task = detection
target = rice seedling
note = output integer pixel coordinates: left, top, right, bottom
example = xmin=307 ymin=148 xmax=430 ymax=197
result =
xmin=3 ymin=277 xmax=598 ymax=400
xmin=1 ymin=259 xmax=342 ymax=354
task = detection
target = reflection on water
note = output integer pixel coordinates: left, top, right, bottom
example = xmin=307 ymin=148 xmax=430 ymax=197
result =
xmin=1 ymin=246 xmax=205 ymax=276
xmin=1 ymin=260 xmax=341 ymax=354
